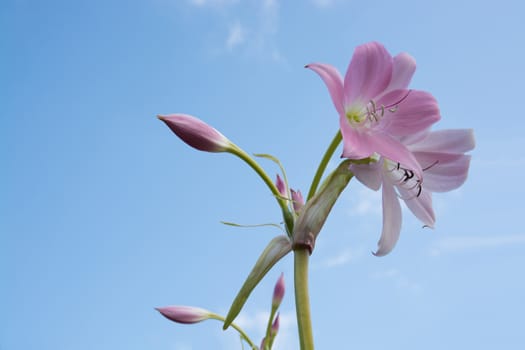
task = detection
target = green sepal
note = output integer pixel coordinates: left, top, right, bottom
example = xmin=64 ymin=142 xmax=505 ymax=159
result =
xmin=223 ymin=235 xmax=292 ymax=330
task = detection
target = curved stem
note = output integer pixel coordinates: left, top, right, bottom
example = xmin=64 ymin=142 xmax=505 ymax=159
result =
xmin=209 ymin=314 xmax=258 ymax=349
xmin=306 ymin=131 xmax=342 ymax=201
xmin=229 ymin=145 xmax=294 ymax=236
xmin=294 ymin=248 xmax=314 ymax=350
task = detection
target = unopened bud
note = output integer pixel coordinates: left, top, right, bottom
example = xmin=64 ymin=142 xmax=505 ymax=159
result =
xmin=290 ymin=189 xmax=304 ymax=212
xmin=155 ymin=305 xmax=212 ymax=324
xmin=271 ymin=313 xmax=280 ymax=336
xmin=275 ymin=174 xmax=287 ymax=198
xmin=272 ymin=273 xmax=285 ymax=309
xmin=158 ymin=114 xmax=232 ymax=152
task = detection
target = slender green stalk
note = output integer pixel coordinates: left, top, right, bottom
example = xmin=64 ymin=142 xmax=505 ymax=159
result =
xmin=209 ymin=314 xmax=258 ymax=349
xmin=307 ymin=131 xmax=342 ymax=201
xmin=294 ymin=248 xmax=314 ymax=350
xmin=229 ymin=145 xmax=294 ymax=236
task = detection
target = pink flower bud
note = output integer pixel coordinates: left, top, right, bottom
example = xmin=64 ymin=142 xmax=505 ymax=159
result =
xmin=275 ymin=174 xmax=287 ymax=197
xmin=260 ymin=337 xmax=267 ymax=350
xmin=271 ymin=313 xmax=280 ymax=336
xmin=155 ymin=305 xmax=212 ymax=324
xmin=291 ymin=189 xmax=304 ymax=212
xmin=158 ymin=114 xmax=231 ymax=152
xmin=272 ymin=273 xmax=285 ymax=309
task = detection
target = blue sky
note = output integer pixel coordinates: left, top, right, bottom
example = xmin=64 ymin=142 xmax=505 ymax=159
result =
xmin=2 ymin=0 xmax=524 ymax=349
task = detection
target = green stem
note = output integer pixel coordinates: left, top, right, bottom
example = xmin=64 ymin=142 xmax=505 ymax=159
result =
xmin=209 ymin=314 xmax=258 ymax=349
xmin=264 ymin=306 xmax=276 ymax=348
xmin=294 ymin=248 xmax=314 ymax=350
xmin=306 ymin=131 xmax=342 ymax=201
xmin=229 ymin=145 xmax=294 ymax=236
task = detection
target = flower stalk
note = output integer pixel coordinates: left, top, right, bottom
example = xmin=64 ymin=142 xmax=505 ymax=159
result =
xmin=294 ymin=248 xmax=314 ymax=350
xmin=307 ymin=130 xmax=342 ymax=200
xmin=228 ymin=145 xmax=294 ymax=236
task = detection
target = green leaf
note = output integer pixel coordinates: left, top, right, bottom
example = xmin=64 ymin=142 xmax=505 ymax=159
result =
xmin=223 ymin=235 xmax=292 ymax=330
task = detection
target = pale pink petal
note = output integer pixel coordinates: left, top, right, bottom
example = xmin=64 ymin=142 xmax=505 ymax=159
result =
xmin=409 ymin=129 xmax=475 ymax=154
xmin=378 ymin=90 xmax=440 ymax=137
xmin=416 ymin=153 xmax=472 ymax=192
xmin=398 ymin=187 xmax=435 ymax=228
xmin=339 ymin=119 xmax=375 ymax=159
xmin=374 ymin=180 xmax=402 ymax=256
xmin=363 ymin=132 xmax=423 ymax=180
xmin=384 ymin=52 xmax=417 ymax=92
xmin=399 ymin=128 xmax=431 ymax=146
xmin=350 ymin=160 xmax=383 ymax=191
xmin=305 ymin=63 xmax=345 ymax=117
xmin=344 ymin=42 xmax=393 ymax=108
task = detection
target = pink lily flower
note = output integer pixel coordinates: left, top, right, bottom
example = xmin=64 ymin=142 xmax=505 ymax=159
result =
xmin=306 ymin=42 xmax=441 ymax=180
xmin=351 ymin=129 xmax=475 ymax=256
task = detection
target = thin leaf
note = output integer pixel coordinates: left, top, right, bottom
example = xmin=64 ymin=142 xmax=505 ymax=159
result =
xmin=223 ymin=235 xmax=292 ymax=330
xmin=221 ymin=221 xmax=284 ymax=232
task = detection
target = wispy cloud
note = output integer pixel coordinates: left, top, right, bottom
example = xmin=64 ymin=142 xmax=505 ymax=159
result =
xmin=226 ymin=21 xmax=245 ymax=50
xmin=315 ymin=247 xmax=364 ymax=268
xmin=310 ymin=0 xmax=342 ymax=8
xmin=185 ymin=0 xmax=284 ymax=62
xmin=430 ymin=234 xmax=525 ymax=256
xmin=188 ymin=0 xmax=238 ymax=7
xmin=173 ymin=342 xmax=192 ymax=350
xmin=347 ymin=187 xmax=382 ymax=217
xmin=372 ymin=268 xmax=423 ymax=294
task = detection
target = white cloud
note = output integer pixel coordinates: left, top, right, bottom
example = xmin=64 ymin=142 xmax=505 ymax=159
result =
xmin=372 ymin=268 xmax=423 ymax=294
xmin=310 ymin=0 xmax=342 ymax=8
xmin=188 ymin=0 xmax=238 ymax=7
xmin=316 ymin=247 xmax=364 ymax=268
xmin=348 ymin=187 xmax=382 ymax=217
xmin=226 ymin=21 xmax=245 ymax=50
xmin=172 ymin=342 xmax=192 ymax=350
xmin=185 ymin=0 xmax=284 ymax=61
xmin=430 ymin=234 xmax=525 ymax=256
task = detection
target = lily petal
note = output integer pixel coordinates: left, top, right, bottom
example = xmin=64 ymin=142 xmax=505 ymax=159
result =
xmin=416 ymin=153 xmax=472 ymax=192
xmin=339 ymin=122 xmax=375 ymax=159
xmin=344 ymin=42 xmax=392 ymax=108
xmin=374 ymin=180 xmax=402 ymax=256
xmin=378 ymin=90 xmax=441 ymax=137
xmin=398 ymin=187 xmax=435 ymax=227
xmin=409 ymin=129 xmax=475 ymax=154
xmin=350 ymin=160 xmax=383 ymax=191
xmin=365 ymin=132 xmax=423 ymax=180
xmin=384 ymin=52 xmax=417 ymax=92
xmin=305 ymin=63 xmax=345 ymax=117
